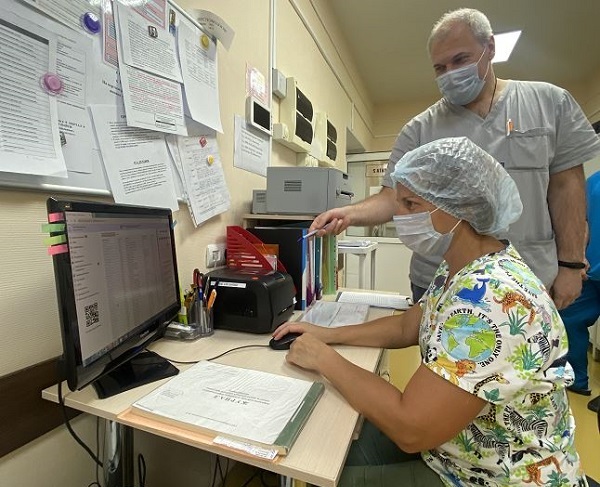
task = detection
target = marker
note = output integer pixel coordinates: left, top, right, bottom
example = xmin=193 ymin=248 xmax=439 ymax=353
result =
xmin=207 ymin=289 xmax=217 ymax=311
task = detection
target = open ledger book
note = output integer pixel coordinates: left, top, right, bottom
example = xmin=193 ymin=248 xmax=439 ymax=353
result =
xmin=130 ymin=361 xmax=324 ymax=456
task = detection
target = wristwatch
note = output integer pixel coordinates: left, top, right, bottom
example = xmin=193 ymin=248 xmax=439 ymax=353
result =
xmin=557 ymin=260 xmax=586 ymax=269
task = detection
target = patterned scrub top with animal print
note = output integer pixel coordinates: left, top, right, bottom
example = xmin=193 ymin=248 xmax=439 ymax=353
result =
xmin=419 ymin=244 xmax=587 ymax=487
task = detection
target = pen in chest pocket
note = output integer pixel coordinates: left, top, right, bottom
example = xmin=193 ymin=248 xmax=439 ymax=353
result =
xmin=506 ymin=118 xmax=514 ymax=137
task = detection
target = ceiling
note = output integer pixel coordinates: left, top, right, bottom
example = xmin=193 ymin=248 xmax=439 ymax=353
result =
xmin=328 ymin=0 xmax=600 ymax=105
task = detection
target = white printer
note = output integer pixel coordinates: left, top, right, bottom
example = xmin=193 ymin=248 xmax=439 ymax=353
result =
xmin=265 ymin=167 xmax=353 ymax=215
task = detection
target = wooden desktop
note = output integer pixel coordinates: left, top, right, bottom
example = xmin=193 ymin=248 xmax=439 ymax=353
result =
xmin=42 ymin=306 xmax=389 ymax=487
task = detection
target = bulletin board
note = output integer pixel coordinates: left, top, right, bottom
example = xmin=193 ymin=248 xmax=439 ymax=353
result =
xmin=0 ymin=0 xmax=201 ymax=199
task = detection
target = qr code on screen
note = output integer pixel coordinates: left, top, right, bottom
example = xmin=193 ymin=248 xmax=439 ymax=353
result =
xmin=84 ymin=302 xmax=99 ymax=327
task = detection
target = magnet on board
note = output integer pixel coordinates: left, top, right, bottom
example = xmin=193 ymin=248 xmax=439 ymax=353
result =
xmin=81 ymin=12 xmax=101 ymax=34
xmin=40 ymin=73 xmax=64 ymax=95
xmin=200 ymin=34 xmax=210 ymax=48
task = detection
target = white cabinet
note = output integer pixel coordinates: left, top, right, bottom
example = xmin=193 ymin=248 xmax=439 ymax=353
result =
xmin=343 ymin=237 xmax=412 ymax=295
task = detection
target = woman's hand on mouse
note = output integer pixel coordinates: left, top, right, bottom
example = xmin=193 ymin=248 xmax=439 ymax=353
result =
xmin=285 ymin=332 xmax=332 ymax=372
xmin=272 ymin=321 xmax=335 ymax=344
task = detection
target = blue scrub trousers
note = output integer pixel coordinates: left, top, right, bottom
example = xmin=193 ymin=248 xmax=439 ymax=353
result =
xmin=559 ymin=279 xmax=600 ymax=390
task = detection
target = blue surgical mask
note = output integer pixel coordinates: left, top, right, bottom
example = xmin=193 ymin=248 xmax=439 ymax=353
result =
xmin=393 ymin=209 xmax=461 ymax=257
xmin=436 ymin=47 xmax=489 ymax=105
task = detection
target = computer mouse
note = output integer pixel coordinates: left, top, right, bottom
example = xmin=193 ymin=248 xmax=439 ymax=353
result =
xmin=269 ymin=332 xmax=302 ymax=350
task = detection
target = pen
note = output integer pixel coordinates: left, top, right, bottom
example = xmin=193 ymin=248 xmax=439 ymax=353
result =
xmin=297 ymin=223 xmax=332 ymax=242
xmin=506 ymin=118 xmax=513 ymax=137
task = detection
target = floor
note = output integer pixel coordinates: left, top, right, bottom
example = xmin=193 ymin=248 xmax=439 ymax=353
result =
xmin=228 ymin=347 xmax=600 ymax=486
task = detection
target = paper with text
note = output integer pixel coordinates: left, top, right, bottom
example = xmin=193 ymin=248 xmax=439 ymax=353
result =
xmin=114 ymin=4 xmax=186 ymax=135
xmin=191 ymin=9 xmax=235 ymax=50
xmin=89 ymin=104 xmax=178 ymax=211
xmin=133 ymin=361 xmax=315 ymax=446
xmin=337 ymin=291 xmax=412 ymax=310
xmin=233 ymin=115 xmax=269 ymax=176
xmin=174 ymin=133 xmax=230 ymax=226
xmin=115 ymin=1 xmax=182 ymax=83
xmin=8 ymin=0 xmax=95 ymax=174
xmin=0 ymin=9 xmax=67 ymax=177
xmin=178 ymin=16 xmax=222 ymax=132
xmin=299 ymin=301 xmax=369 ymax=328
xmin=21 ymin=0 xmax=99 ymax=32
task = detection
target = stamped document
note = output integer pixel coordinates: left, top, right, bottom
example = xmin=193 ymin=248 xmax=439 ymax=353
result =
xmin=131 ymin=361 xmax=324 ymax=454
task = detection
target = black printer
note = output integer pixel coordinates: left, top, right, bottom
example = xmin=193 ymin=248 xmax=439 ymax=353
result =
xmin=205 ymin=268 xmax=296 ymax=334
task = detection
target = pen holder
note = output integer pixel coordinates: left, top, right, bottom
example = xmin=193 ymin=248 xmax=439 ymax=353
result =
xmin=189 ymin=299 xmax=214 ymax=338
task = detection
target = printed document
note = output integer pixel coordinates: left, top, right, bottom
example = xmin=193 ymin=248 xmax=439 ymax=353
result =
xmin=7 ymin=0 xmax=95 ymax=174
xmin=55 ymin=27 xmax=94 ymax=173
xmin=115 ymin=1 xmax=182 ymax=83
xmin=132 ymin=361 xmax=317 ymax=447
xmin=337 ymin=291 xmax=412 ymax=310
xmin=0 ymin=9 xmax=67 ymax=177
xmin=233 ymin=115 xmax=269 ymax=176
xmin=174 ymin=133 xmax=230 ymax=226
xmin=20 ymin=0 xmax=99 ymax=32
xmin=178 ymin=16 xmax=222 ymax=132
xmin=192 ymin=9 xmax=235 ymax=50
xmin=89 ymin=104 xmax=178 ymax=211
xmin=114 ymin=4 xmax=186 ymax=135
xmin=300 ymin=301 xmax=369 ymax=328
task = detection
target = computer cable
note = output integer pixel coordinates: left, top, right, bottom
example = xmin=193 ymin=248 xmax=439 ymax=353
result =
xmin=220 ymin=456 xmax=229 ymax=486
xmin=154 ymin=344 xmax=270 ymax=365
xmin=208 ymin=455 xmax=230 ymax=487
xmin=239 ymin=469 xmax=260 ymax=487
xmin=91 ymin=417 xmax=102 ymax=487
xmin=58 ymin=381 xmax=103 ymax=467
xmin=138 ymin=453 xmax=147 ymax=487
xmin=260 ymin=470 xmax=279 ymax=487
xmin=96 ymin=417 xmax=101 ymax=486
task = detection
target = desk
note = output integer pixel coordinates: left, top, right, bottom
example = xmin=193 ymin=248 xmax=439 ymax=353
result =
xmin=42 ymin=308 xmax=387 ymax=487
xmin=338 ymin=242 xmax=378 ymax=290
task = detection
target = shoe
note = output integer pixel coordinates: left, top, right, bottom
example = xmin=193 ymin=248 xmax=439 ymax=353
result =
xmin=588 ymin=395 xmax=600 ymax=413
xmin=567 ymin=386 xmax=592 ymax=396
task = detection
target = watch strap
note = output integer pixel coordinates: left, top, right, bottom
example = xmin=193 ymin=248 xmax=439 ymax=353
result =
xmin=557 ymin=260 xmax=586 ymax=269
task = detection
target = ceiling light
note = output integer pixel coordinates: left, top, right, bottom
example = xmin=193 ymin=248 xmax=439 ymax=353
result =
xmin=493 ymin=30 xmax=521 ymax=63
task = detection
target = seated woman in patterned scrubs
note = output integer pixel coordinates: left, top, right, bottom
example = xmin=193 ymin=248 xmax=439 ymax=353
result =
xmin=273 ymin=137 xmax=587 ymax=487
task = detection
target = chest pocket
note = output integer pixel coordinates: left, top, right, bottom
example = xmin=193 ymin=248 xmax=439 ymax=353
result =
xmin=503 ymin=126 xmax=553 ymax=171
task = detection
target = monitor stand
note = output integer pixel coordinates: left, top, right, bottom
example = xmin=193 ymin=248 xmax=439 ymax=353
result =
xmin=92 ymin=350 xmax=179 ymax=399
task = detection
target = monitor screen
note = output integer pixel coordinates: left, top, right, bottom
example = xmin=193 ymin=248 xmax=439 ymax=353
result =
xmin=48 ymin=198 xmax=180 ymax=397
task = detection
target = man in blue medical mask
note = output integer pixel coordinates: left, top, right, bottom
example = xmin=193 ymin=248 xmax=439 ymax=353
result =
xmin=310 ymin=8 xmax=600 ymax=313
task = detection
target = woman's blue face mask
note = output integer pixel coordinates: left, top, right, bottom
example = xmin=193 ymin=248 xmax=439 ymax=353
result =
xmin=436 ymin=47 xmax=489 ymax=106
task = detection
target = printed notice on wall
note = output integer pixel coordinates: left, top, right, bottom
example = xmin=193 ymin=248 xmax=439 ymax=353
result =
xmin=233 ymin=114 xmax=269 ymax=177
xmin=89 ymin=104 xmax=179 ymax=211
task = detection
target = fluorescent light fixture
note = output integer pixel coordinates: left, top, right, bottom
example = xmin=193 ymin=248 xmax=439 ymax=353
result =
xmin=493 ymin=30 xmax=522 ymax=63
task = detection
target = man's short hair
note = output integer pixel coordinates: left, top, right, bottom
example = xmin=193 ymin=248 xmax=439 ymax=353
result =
xmin=428 ymin=8 xmax=493 ymax=52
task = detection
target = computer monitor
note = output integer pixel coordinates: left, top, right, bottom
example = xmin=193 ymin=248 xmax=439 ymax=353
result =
xmin=48 ymin=198 xmax=180 ymax=398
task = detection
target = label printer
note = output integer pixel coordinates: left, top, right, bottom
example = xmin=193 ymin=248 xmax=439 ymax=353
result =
xmin=205 ymin=268 xmax=295 ymax=334
xmin=265 ymin=167 xmax=353 ymax=215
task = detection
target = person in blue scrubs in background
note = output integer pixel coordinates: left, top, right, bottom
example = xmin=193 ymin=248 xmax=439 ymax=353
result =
xmin=560 ymin=170 xmax=600 ymax=410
